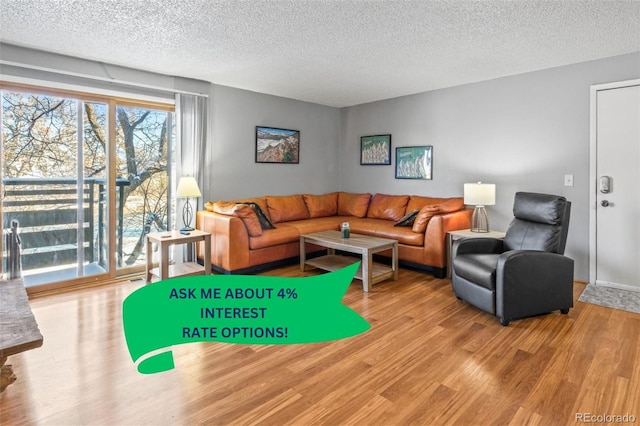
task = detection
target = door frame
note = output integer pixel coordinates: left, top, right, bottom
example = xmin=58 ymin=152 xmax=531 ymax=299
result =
xmin=589 ymin=78 xmax=640 ymax=288
xmin=0 ymin=82 xmax=175 ymax=293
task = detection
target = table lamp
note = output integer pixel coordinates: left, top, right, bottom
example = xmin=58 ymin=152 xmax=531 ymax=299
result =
xmin=176 ymin=176 xmax=201 ymax=231
xmin=464 ymin=181 xmax=496 ymax=233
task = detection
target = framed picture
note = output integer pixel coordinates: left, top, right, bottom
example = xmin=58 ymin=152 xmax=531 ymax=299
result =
xmin=360 ymin=134 xmax=391 ymax=165
xmin=395 ymin=146 xmax=433 ymax=180
xmin=255 ymin=126 xmax=300 ymax=163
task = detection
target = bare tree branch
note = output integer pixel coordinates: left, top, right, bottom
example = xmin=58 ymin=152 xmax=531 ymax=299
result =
xmin=118 ymin=107 xmax=150 ymax=182
xmin=84 ymin=103 xmax=106 ymax=149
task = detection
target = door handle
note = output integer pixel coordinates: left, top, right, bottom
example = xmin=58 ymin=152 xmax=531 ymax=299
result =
xmin=601 ymin=200 xmax=610 ymax=207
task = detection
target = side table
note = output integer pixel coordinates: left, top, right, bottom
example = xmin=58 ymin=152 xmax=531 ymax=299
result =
xmin=146 ymin=230 xmax=211 ymax=282
xmin=447 ymin=229 xmax=506 ymax=278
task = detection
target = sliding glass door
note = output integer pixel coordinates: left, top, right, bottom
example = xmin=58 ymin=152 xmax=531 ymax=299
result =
xmin=1 ymin=91 xmax=109 ymax=286
xmin=115 ymin=104 xmax=175 ymax=272
xmin=1 ymin=85 xmax=174 ymax=289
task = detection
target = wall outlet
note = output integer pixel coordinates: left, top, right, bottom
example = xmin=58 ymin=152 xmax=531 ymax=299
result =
xmin=564 ymin=174 xmax=574 ymax=187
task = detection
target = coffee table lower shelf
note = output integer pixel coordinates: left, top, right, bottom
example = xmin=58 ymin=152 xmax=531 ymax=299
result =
xmin=305 ymin=254 xmax=395 ymax=284
xmin=300 ymin=230 xmax=399 ymax=291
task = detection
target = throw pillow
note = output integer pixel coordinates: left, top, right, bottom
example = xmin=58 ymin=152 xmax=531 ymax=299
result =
xmin=337 ymin=192 xmax=371 ymax=218
xmin=405 ymin=195 xmax=448 ymax=213
xmin=411 ymin=205 xmax=441 ymax=233
xmin=265 ymin=194 xmax=310 ymax=223
xmin=367 ymin=193 xmax=410 ymax=222
xmin=212 ymin=202 xmax=263 ymax=237
xmin=236 ymin=197 xmax=269 ymax=216
xmin=303 ymin=192 xmax=338 ymax=218
xmin=411 ymin=198 xmax=465 ymax=233
xmin=394 ymin=209 xmax=420 ymax=227
xmin=246 ymin=202 xmax=276 ymax=229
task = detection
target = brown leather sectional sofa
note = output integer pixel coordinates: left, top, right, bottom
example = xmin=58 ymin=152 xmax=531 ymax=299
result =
xmin=196 ymin=192 xmax=472 ymax=278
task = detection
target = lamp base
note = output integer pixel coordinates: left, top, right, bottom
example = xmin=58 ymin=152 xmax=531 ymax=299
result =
xmin=182 ymin=198 xmax=195 ymax=232
xmin=471 ymin=205 xmax=490 ymax=233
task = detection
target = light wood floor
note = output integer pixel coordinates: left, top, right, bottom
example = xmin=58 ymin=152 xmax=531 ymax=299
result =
xmin=1 ymin=265 xmax=639 ymax=425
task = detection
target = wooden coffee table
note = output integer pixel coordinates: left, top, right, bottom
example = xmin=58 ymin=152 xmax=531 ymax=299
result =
xmin=300 ymin=230 xmax=398 ymax=292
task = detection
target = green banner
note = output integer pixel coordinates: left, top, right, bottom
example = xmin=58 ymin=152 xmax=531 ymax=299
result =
xmin=122 ymin=262 xmax=370 ymax=374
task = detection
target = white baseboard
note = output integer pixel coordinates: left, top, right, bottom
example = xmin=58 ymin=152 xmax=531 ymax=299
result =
xmin=593 ymin=280 xmax=640 ymax=293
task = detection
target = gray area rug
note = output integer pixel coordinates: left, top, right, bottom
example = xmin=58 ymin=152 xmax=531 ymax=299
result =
xmin=578 ymin=284 xmax=640 ymax=315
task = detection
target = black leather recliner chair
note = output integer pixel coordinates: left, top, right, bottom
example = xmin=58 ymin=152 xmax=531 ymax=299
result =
xmin=451 ymin=192 xmax=573 ymax=326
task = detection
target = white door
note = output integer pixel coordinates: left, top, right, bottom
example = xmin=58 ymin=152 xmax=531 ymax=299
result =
xmin=590 ymin=80 xmax=640 ymax=290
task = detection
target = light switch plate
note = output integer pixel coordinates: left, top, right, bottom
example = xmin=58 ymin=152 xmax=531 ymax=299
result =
xmin=564 ymin=174 xmax=574 ymax=187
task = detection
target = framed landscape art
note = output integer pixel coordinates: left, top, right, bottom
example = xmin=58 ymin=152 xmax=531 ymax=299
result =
xmin=255 ymin=126 xmax=300 ymax=163
xmin=395 ymin=146 xmax=432 ymax=179
xmin=360 ymin=134 xmax=391 ymax=165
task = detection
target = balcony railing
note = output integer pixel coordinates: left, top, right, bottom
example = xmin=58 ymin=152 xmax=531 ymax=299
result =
xmin=2 ymin=177 xmax=130 ymax=285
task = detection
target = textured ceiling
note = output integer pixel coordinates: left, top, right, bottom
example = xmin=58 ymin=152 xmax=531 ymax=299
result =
xmin=1 ymin=0 xmax=639 ymax=107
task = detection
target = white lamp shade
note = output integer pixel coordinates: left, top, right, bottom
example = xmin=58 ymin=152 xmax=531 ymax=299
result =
xmin=464 ymin=182 xmax=495 ymax=206
xmin=176 ymin=176 xmax=202 ymax=198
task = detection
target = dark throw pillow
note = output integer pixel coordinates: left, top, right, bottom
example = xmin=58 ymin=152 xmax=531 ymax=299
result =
xmin=394 ymin=209 xmax=420 ymax=227
xmin=246 ymin=202 xmax=276 ymax=229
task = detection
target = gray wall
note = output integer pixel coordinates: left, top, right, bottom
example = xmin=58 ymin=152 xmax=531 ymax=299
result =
xmin=205 ymin=84 xmax=341 ymax=201
xmin=4 ymin=42 xmax=639 ymax=281
xmin=0 ymin=43 xmax=343 ymax=205
xmin=340 ymin=52 xmax=640 ymax=281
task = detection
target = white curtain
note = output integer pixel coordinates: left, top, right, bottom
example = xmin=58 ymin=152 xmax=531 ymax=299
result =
xmin=175 ymin=93 xmax=207 ymax=260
